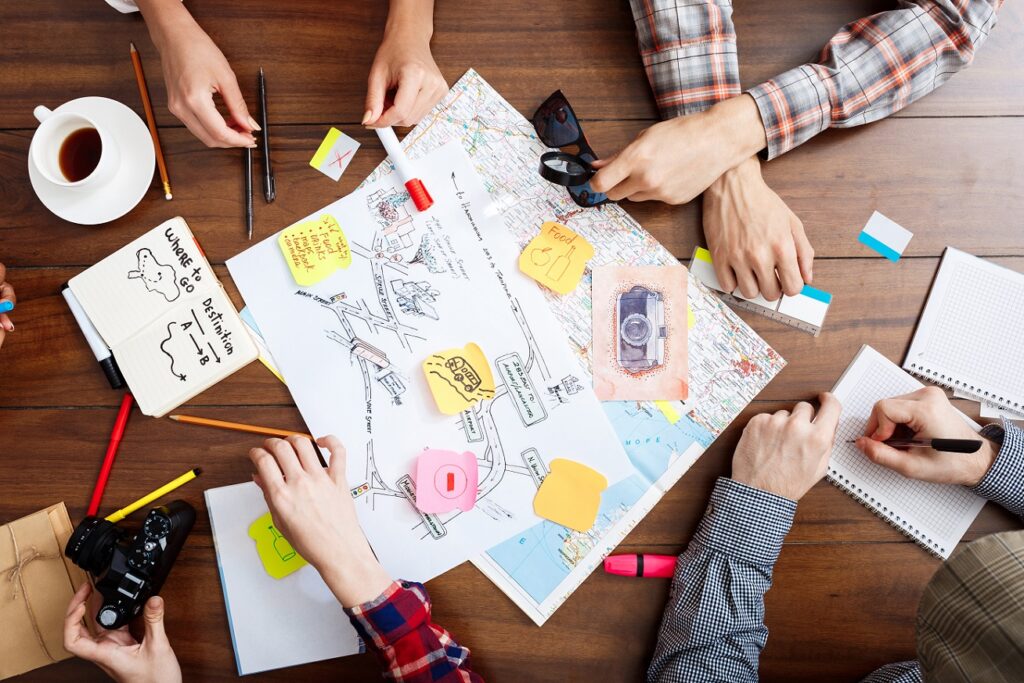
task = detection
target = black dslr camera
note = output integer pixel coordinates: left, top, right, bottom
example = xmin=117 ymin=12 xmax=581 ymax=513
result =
xmin=65 ymin=501 xmax=195 ymax=630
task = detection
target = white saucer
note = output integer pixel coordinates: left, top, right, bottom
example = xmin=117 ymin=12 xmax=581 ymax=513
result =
xmin=29 ymin=97 xmax=156 ymax=225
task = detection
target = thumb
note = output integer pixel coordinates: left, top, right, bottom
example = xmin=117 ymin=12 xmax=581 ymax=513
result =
xmin=318 ymin=435 xmax=349 ymax=486
xmin=857 ymin=437 xmax=918 ymax=478
xmin=363 ymin=68 xmax=388 ymax=126
xmin=142 ymin=596 xmax=169 ymax=646
xmin=589 ymin=154 xmax=628 ymax=194
xmin=218 ymin=72 xmax=257 ymax=133
xmin=589 ymin=157 xmax=610 ymax=169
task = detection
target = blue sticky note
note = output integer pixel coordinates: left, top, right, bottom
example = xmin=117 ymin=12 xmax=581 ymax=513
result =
xmin=859 ymin=211 xmax=913 ymax=262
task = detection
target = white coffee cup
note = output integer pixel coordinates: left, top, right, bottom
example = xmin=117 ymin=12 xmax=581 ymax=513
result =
xmin=30 ymin=105 xmax=120 ymax=190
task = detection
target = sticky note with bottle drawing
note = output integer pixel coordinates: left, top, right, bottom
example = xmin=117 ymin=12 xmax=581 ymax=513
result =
xmin=422 ymin=343 xmax=496 ymax=414
xmin=519 ymin=222 xmax=594 ymax=294
xmin=248 ymin=512 xmax=308 ymax=579
xmin=278 ymin=214 xmax=351 ymax=286
xmin=533 ymin=458 xmax=608 ymax=532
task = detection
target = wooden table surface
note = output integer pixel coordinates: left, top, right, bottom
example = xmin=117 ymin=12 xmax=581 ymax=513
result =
xmin=2 ymin=1 xmax=1022 ymax=681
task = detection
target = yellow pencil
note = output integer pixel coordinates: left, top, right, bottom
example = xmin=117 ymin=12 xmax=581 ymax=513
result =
xmin=105 ymin=468 xmax=201 ymax=523
xmin=168 ymin=414 xmax=313 ymax=440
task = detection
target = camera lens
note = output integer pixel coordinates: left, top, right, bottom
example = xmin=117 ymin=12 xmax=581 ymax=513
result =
xmin=65 ymin=517 xmax=122 ymax=575
xmin=621 ymin=313 xmax=653 ymax=347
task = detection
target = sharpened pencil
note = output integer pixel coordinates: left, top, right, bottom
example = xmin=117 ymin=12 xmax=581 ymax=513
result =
xmin=129 ymin=42 xmax=172 ymax=200
xmin=169 ymin=414 xmax=327 ymax=466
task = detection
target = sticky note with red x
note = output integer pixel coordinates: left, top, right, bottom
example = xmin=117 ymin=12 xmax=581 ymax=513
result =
xmin=310 ymin=127 xmax=360 ymax=181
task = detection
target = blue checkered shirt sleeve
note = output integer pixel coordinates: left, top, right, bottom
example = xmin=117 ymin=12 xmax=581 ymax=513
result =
xmin=647 ymin=477 xmax=796 ymax=683
xmin=971 ymin=422 xmax=1024 ymax=518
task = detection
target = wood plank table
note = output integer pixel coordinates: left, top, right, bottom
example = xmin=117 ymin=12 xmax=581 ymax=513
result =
xmin=2 ymin=1 xmax=1021 ymax=680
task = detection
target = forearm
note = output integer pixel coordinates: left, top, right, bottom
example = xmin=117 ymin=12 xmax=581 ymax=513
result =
xmin=648 ymin=478 xmax=796 ymax=683
xmin=134 ymin=0 xmax=198 ymax=51
xmin=385 ymin=0 xmax=435 ymax=43
xmin=747 ymin=0 xmax=1002 ymax=159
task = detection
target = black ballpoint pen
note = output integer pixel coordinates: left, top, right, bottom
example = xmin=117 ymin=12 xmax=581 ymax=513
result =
xmin=244 ymin=146 xmax=253 ymax=240
xmin=258 ymin=66 xmax=275 ymax=203
xmin=847 ymin=437 xmax=983 ymax=453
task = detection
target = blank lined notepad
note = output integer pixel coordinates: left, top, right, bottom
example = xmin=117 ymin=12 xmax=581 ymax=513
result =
xmin=829 ymin=346 xmax=986 ymax=559
xmin=903 ymin=247 xmax=1024 ymax=418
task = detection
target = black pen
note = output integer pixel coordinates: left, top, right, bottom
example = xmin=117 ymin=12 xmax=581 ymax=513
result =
xmin=258 ymin=66 xmax=275 ymax=203
xmin=244 ymin=146 xmax=253 ymax=240
xmin=848 ymin=438 xmax=983 ymax=453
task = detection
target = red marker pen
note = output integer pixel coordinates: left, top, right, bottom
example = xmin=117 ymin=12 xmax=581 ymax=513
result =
xmin=376 ymin=126 xmax=433 ymax=211
xmin=604 ymin=554 xmax=676 ymax=578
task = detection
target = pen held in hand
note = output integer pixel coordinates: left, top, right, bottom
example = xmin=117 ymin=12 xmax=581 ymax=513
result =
xmin=849 ymin=437 xmax=983 ymax=453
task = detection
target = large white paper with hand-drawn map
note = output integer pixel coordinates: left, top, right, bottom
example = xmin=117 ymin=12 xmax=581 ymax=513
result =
xmin=228 ymin=142 xmax=633 ymax=581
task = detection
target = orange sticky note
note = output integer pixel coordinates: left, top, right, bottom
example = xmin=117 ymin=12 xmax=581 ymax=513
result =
xmin=278 ymin=214 xmax=351 ymax=286
xmin=533 ymin=458 xmax=608 ymax=532
xmin=422 ymin=343 xmax=496 ymax=414
xmin=248 ymin=512 xmax=308 ymax=579
xmin=519 ymin=222 xmax=594 ymax=294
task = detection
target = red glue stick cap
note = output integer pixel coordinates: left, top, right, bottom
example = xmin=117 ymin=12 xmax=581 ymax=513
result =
xmin=405 ymin=178 xmax=433 ymax=212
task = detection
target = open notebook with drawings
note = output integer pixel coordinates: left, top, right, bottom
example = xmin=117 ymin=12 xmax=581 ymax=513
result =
xmin=828 ymin=345 xmax=986 ymax=559
xmin=903 ymin=247 xmax=1024 ymax=418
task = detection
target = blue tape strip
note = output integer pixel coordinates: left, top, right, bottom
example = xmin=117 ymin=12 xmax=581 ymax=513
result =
xmin=800 ymin=285 xmax=832 ymax=304
xmin=858 ymin=231 xmax=902 ymax=262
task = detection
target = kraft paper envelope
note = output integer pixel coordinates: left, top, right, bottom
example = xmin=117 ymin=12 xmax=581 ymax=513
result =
xmin=0 ymin=503 xmax=89 ymax=680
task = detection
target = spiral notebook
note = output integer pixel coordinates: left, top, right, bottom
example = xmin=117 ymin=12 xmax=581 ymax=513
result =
xmin=828 ymin=345 xmax=986 ymax=559
xmin=903 ymin=247 xmax=1024 ymax=418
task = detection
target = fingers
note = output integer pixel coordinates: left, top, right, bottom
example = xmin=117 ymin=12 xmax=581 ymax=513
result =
xmin=189 ymin=92 xmax=256 ymax=148
xmin=286 ymin=435 xmax=323 ymax=474
xmin=773 ymin=409 xmax=790 ymax=418
xmin=775 ymin=240 xmax=804 ymax=298
xmin=1 ymin=279 xmax=16 ymax=307
xmin=589 ymin=155 xmax=631 ymax=195
xmin=790 ymin=401 xmax=813 ymax=422
xmin=317 ymin=435 xmax=348 ymax=486
xmin=64 ymin=583 xmax=100 ymax=659
xmin=858 ymin=437 xmax=922 ymax=478
xmin=142 ymin=596 xmax=169 ymax=646
xmin=374 ymin=70 xmax=422 ymax=129
xmin=265 ymin=438 xmax=303 ymax=479
xmin=752 ymin=256 xmax=782 ymax=301
xmin=733 ymin=266 xmax=760 ymax=300
xmin=866 ymin=398 xmax=918 ymax=440
xmin=792 ymin=218 xmax=814 ymax=283
xmin=712 ymin=259 xmax=738 ymax=294
xmin=603 ymin=175 xmax=649 ymax=203
xmin=217 ymin=72 xmax=258 ymax=134
xmin=813 ymin=392 xmax=842 ymax=434
xmin=249 ymin=445 xmax=285 ymax=490
xmin=363 ymin=67 xmax=388 ymax=126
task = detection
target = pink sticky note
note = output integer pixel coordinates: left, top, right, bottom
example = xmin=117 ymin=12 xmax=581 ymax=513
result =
xmin=413 ymin=450 xmax=478 ymax=513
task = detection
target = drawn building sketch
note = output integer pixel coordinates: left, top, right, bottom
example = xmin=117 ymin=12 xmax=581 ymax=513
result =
xmin=391 ymin=279 xmax=440 ymax=319
xmin=128 ymin=248 xmax=180 ymax=302
xmin=367 ymin=188 xmax=414 ymax=253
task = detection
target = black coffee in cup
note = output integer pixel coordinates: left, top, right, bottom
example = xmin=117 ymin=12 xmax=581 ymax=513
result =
xmin=58 ymin=128 xmax=102 ymax=182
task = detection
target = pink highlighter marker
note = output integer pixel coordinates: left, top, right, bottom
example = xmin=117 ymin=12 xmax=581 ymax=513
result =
xmin=604 ymin=554 xmax=676 ymax=578
xmin=376 ymin=126 xmax=433 ymax=212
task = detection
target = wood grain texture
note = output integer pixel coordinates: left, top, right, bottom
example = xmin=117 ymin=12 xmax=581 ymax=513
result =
xmin=2 ymin=0 xmax=1023 ymax=680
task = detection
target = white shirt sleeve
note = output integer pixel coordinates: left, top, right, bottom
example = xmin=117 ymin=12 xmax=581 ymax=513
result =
xmin=105 ymin=0 xmax=141 ymax=13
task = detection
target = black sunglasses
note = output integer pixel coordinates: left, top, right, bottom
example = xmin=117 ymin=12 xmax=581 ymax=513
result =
xmin=531 ymin=91 xmax=609 ymax=208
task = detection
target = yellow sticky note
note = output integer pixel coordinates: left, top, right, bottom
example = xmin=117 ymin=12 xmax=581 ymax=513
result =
xmin=654 ymin=400 xmax=682 ymax=425
xmin=688 ymin=304 xmax=695 ymax=330
xmin=278 ymin=214 xmax=352 ymax=286
xmin=533 ymin=458 xmax=608 ymax=532
xmin=248 ymin=512 xmax=308 ymax=579
xmin=519 ymin=222 xmax=595 ymax=295
xmin=422 ymin=343 xmax=496 ymax=414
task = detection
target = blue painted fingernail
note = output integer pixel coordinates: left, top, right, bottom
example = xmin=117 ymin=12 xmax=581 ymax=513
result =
xmin=0 ymin=301 xmax=13 ymax=313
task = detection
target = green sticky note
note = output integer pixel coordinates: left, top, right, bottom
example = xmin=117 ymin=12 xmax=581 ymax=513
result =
xmin=248 ymin=512 xmax=308 ymax=579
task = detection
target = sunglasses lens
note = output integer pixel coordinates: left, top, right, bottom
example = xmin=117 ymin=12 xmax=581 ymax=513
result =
xmin=533 ymin=94 xmax=582 ymax=148
xmin=569 ymin=183 xmax=608 ymax=207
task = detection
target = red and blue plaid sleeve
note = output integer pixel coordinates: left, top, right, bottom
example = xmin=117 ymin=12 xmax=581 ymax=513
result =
xmin=628 ymin=0 xmax=740 ymax=119
xmin=746 ymin=0 xmax=1002 ymax=159
xmin=345 ymin=581 xmax=483 ymax=683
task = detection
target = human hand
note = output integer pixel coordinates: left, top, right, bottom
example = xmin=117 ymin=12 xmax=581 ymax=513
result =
xmin=362 ymin=18 xmax=446 ymax=127
xmin=137 ymin=0 xmax=256 ymax=148
xmin=589 ymin=94 xmax=766 ymax=204
xmin=856 ymin=387 xmax=997 ymax=486
xmin=0 ymin=262 xmax=15 ymax=349
xmin=63 ymin=582 xmax=181 ymax=683
xmin=703 ymin=155 xmax=813 ymax=300
xmin=249 ymin=435 xmax=393 ymax=607
xmin=731 ymin=393 xmax=842 ymax=501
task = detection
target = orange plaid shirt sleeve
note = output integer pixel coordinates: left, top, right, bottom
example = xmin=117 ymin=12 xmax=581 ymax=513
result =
xmin=630 ymin=0 xmax=1003 ymax=159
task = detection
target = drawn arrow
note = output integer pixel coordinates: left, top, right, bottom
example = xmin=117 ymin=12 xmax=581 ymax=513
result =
xmin=189 ymin=333 xmax=202 ymax=353
xmin=207 ymin=342 xmax=222 ymax=364
xmin=450 ymin=172 xmax=461 ymax=193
